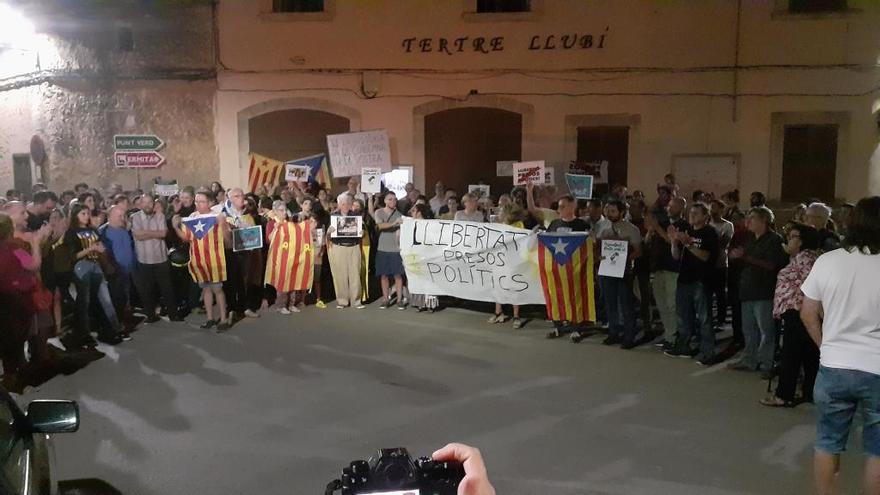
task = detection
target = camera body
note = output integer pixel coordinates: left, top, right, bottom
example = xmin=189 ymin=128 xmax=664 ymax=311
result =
xmin=338 ymin=447 xmax=463 ymax=495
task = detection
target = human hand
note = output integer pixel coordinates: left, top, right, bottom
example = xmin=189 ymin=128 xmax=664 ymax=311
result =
xmin=92 ymin=242 xmax=106 ymax=254
xmin=172 ymin=215 xmax=182 ymax=228
xmin=729 ymin=247 xmax=744 ymax=259
xmin=36 ymin=224 xmax=52 ymax=242
xmin=432 ymin=443 xmax=495 ymax=495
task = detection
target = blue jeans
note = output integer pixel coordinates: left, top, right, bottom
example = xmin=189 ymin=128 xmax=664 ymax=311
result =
xmin=600 ymin=275 xmax=637 ymax=343
xmin=740 ymin=299 xmax=776 ymax=370
xmin=674 ymin=281 xmax=714 ymax=360
xmin=814 ymin=366 xmax=880 ymax=457
xmin=73 ymin=260 xmax=121 ymax=337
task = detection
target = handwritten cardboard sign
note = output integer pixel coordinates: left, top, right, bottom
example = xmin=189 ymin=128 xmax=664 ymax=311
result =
xmin=326 ymin=129 xmax=392 ymax=177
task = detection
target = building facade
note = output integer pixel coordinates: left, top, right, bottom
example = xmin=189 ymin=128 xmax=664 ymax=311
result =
xmin=1 ymin=0 xmax=878 ymax=205
xmin=216 ymin=0 xmax=880 ymax=203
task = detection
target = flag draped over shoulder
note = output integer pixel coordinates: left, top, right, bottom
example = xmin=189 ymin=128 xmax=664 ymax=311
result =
xmin=181 ymin=214 xmax=227 ymax=283
xmin=247 ymin=153 xmax=284 ymax=193
xmin=537 ymin=232 xmax=595 ymax=323
xmin=265 ymin=221 xmax=314 ymax=292
xmin=286 ymin=153 xmax=331 ymax=188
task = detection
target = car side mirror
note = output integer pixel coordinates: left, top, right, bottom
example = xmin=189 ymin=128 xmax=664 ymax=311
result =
xmin=26 ymin=400 xmax=79 ymax=434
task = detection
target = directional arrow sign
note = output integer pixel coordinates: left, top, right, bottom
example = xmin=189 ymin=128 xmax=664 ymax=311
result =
xmin=114 ymin=135 xmax=164 ymax=151
xmin=114 ymin=151 xmax=166 ymax=168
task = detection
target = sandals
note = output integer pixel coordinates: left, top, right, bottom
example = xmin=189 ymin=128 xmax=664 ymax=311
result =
xmin=487 ymin=313 xmax=509 ymax=324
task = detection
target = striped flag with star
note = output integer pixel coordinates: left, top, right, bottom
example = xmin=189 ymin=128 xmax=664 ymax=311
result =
xmin=537 ymin=232 xmax=595 ymax=323
xmin=265 ymin=221 xmax=314 ymax=292
xmin=247 ymin=153 xmax=284 ymax=193
xmin=181 ymin=214 xmax=227 ymax=283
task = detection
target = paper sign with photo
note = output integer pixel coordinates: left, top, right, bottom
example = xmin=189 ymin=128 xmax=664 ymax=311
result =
xmin=361 ymin=167 xmax=382 ymax=193
xmin=468 ymin=184 xmax=490 ymax=199
xmin=544 ymin=167 xmax=555 ymax=186
xmin=598 ymin=239 xmax=628 ymax=278
xmin=512 ymin=161 xmax=546 ymax=186
xmin=496 ymin=160 xmax=516 ymax=177
xmin=330 ymin=215 xmax=363 ymax=238
xmin=285 ymin=164 xmax=310 ymax=182
xmin=565 ymin=174 xmax=594 ymax=199
xmin=232 ymin=225 xmax=264 ymax=252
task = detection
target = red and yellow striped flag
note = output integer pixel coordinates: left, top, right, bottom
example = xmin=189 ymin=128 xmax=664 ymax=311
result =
xmin=247 ymin=153 xmax=284 ymax=193
xmin=537 ymin=233 xmax=596 ymax=323
xmin=181 ymin=214 xmax=227 ymax=283
xmin=265 ymin=221 xmax=314 ymax=292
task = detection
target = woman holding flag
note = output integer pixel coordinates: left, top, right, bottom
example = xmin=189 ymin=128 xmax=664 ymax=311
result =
xmin=172 ymin=190 xmax=232 ymax=332
xmin=265 ymin=200 xmax=314 ymax=314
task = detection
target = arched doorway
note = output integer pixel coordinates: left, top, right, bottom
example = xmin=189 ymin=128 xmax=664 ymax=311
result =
xmin=424 ymin=107 xmax=522 ymax=199
xmin=248 ymin=109 xmax=350 ymax=165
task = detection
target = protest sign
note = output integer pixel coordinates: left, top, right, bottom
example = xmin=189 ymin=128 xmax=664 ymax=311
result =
xmin=285 ymin=163 xmax=310 ymax=182
xmin=232 ymin=225 xmax=264 ymax=252
xmin=400 ymin=218 xmax=545 ymax=305
xmin=578 ymin=160 xmax=608 ymax=184
xmin=153 ymin=183 xmax=179 ymax=196
xmin=361 ymin=167 xmax=382 ymax=193
xmin=383 ymin=166 xmax=412 ymax=199
xmin=468 ymin=184 xmax=490 ymax=199
xmin=565 ymin=174 xmax=594 ymax=199
xmin=330 ymin=215 xmax=363 ymax=238
xmin=513 ymin=161 xmax=545 ymax=186
xmin=544 ymin=167 xmax=555 ymax=186
xmin=326 ymin=129 xmax=392 ymax=177
xmin=598 ymin=239 xmax=628 ymax=278
xmin=496 ymin=160 xmax=516 ymax=177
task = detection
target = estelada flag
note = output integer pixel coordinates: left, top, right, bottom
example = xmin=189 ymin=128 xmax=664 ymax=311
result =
xmin=181 ymin=214 xmax=227 ymax=283
xmin=265 ymin=221 xmax=314 ymax=292
xmin=537 ymin=232 xmax=596 ymax=323
xmin=247 ymin=153 xmax=284 ymax=193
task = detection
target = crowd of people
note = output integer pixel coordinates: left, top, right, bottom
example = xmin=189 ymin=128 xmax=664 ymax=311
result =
xmin=0 ymin=170 xmax=878 ymax=493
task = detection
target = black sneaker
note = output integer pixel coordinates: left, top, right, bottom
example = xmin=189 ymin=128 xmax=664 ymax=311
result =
xmin=379 ymin=300 xmax=390 ymax=309
xmin=169 ymin=315 xmax=185 ymax=322
xmin=696 ymin=356 xmax=717 ymax=366
xmin=145 ymin=314 xmax=161 ymax=324
xmin=200 ymin=319 xmax=217 ymax=330
xmin=661 ymin=341 xmax=675 ymax=352
xmin=215 ymin=321 xmax=231 ymax=333
xmin=570 ymin=331 xmax=585 ymax=343
xmin=664 ymin=349 xmax=695 ymax=358
xmin=119 ymin=332 xmax=133 ymax=342
xmin=545 ymin=328 xmax=562 ymax=339
xmin=602 ymin=336 xmax=621 ymax=346
xmin=620 ymin=341 xmax=637 ymax=350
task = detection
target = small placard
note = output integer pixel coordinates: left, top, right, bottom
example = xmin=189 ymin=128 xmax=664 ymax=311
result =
xmin=285 ymin=164 xmax=310 ymax=182
xmin=468 ymin=184 xmax=490 ymax=199
xmin=232 ymin=225 xmax=264 ymax=252
xmin=361 ymin=167 xmax=382 ymax=193
xmin=513 ymin=161 xmax=546 ymax=186
xmin=565 ymin=174 xmax=594 ymax=199
xmin=330 ymin=215 xmax=364 ymax=238
xmin=153 ymin=183 xmax=179 ymax=197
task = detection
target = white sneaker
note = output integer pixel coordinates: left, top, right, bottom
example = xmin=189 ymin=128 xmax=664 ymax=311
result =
xmin=277 ymin=307 xmax=291 ymax=315
xmin=244 ymin=309 xmax=261 ymax=318
xmin=290 ymin=305 xmax=301 ymax=313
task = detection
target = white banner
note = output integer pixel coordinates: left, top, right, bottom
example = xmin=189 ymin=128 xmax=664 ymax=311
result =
xmin=326 ymin=129 xmax=392 ymax=177
xmin=400 ymin=218 xmax=545 ymax=305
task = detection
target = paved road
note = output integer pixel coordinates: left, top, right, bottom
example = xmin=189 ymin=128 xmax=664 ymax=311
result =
xmin=23 ymin=303 xmax=861 ymax=494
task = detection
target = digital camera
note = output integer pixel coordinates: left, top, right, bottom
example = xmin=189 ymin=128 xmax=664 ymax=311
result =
xmin=325 ymin=447 xmax=463 ymax=495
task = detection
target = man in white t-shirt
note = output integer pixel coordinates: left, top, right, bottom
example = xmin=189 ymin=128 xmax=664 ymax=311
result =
xmin=800 ymin=196 xmax=880 ymax=495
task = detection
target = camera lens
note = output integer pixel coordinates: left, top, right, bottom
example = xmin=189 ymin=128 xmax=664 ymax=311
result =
xmin=381 ymin=463 xmax=410 ymax=488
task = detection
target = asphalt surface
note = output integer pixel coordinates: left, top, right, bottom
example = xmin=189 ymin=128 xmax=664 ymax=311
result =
xmin=21 ymin=303 xmax=865 ymax=495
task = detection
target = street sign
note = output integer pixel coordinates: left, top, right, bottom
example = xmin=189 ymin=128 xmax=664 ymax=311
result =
xmin=113 ymin=134 xmax=164 ymax=151
xmin=114 ymin=151 xmax=166 ymax=168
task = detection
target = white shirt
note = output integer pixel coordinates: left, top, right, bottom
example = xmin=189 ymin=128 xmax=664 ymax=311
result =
xmin=429 ymin=195 xmax=444 ymax=216
xmin=710 ymin=218 xmax=734 ymax=268
xmin=801 ymin=249 xmax=880 ymax=375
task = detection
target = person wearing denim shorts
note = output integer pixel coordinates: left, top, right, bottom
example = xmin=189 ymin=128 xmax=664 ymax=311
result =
xmin=800 ymin=196 xmax=880 ymax=495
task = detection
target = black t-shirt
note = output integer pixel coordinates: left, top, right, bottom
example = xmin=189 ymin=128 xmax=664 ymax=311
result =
xmin=547 ymin=217 xmax=589 ymax=233
xmin=677 ymin=225 xmax=719 ymax=284
xmin=650 ymin=216 xmax=689 ymax=273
